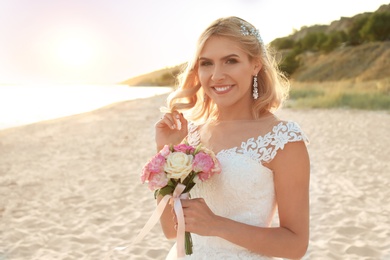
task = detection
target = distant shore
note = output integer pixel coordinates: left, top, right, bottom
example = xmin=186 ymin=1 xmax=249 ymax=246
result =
xmin=1 ymin=93 xmax=389 ymax=259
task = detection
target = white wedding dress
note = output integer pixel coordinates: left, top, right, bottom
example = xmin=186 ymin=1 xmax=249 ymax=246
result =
xmin=166 ymin=118 xmax=308 ymax=260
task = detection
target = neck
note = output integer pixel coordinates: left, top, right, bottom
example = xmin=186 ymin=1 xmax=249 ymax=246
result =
xmin=215 ymin=109 xmax=272 ymax=122
xmin=215 ymin=99 xmax=253 ymax=121
xmin=216 ymin=107 xmax=253 ymax=121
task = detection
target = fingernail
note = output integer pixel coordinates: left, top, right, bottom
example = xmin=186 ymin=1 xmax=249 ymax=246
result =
xmin=176 ymin=119 xmax=182 ymax=130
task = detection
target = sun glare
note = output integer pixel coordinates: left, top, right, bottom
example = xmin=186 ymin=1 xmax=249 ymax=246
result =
xmin=40 ymin=26 xmax=104 ymax=83
xmin=56 ymin=37 xmax=94 ymax=68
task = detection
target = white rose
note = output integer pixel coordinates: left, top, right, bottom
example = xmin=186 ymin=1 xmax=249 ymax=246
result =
xmin=164 ymin=152 xmax=193 ymax=181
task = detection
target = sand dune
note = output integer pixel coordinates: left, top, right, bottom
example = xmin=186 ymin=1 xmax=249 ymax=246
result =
xmin=0 ymin=94 xmax=389 ymax=260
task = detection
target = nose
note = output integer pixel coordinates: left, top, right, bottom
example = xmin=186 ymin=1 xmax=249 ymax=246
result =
xmin=211 ymin=65 xmax=225 ymax=82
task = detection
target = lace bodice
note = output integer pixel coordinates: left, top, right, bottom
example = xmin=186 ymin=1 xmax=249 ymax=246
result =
xmin=167 ymin=121 xmax=308 ymax=260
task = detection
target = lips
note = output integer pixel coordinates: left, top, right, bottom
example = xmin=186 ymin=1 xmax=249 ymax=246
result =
xmin=213 ymin=85 xmax=234 ymax=94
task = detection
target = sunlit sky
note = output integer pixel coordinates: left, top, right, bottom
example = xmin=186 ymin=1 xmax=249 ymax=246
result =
xmin=0 ymin=0 xmax=388 ymax=85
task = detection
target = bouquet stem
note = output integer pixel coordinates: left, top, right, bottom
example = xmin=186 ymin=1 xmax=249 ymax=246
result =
xmin=185 ymin=232 xmax=193 ymax=255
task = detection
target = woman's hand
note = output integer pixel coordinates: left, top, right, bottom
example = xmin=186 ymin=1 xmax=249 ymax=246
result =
xmin=155 ymin=111 xmax=188 ymax=151
xmin=175 ymin=198 xmax=220 ymax=237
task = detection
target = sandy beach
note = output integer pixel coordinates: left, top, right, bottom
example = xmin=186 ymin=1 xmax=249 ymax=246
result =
xmin=1 ymin=93 xmax=389 ymax=260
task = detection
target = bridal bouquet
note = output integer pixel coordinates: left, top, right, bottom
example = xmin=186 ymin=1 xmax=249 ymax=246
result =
xmin=141 ymin=142 xmax=221 ymax=256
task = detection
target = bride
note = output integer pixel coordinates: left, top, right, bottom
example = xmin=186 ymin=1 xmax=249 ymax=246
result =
xmin=155 ymin=16 xmax=310 ymax=260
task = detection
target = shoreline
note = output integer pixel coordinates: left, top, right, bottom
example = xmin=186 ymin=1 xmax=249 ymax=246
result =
xmin=1 ymin=94 xmax=389 ymax=259
xmin=0 ymin=85 xmax=172 ymax=131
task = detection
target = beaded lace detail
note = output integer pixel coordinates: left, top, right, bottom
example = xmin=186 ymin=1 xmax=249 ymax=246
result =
xmin=218 ymin=121 xmax=308 ymax=164
xmin=167 ymin=121 xmax=308 ymax=260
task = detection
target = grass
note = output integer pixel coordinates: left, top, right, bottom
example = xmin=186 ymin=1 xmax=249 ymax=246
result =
xmin=287 ymin=78 xmax=390 ymax=110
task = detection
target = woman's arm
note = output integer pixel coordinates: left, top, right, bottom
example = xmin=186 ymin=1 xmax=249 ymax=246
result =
xmin=155 ymin=111 xmax=188 ymax=239
xmin=180 ymin=141 xmax=310 ymax=259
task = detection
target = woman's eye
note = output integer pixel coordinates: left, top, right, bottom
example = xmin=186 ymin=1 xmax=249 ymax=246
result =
xmin=226 ymin=59 xmax=238 ymax=64
xmin=200 ymin=61 xmax=212 ymax=66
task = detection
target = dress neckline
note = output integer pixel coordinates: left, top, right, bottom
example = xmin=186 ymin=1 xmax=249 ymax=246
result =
xmin=195 ymin=121 xmax=284 ymax=155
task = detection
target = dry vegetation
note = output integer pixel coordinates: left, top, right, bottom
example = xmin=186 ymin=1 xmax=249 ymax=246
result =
xmin=286 ymin=41 xmax=390 ymax=111
xmin=292 ymin=42 xmax=390 ymax=82
xmin=288 ymin=79 xmax=390 ymax=110
xmin=121 ymin=64 xmax=184 ymax=86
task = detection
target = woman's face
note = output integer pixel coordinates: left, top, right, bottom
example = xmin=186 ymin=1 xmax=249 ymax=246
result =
xmin=197 ymin=36 xmax=260 ymax=112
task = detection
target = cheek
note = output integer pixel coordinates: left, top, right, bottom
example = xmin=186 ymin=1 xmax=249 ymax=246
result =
xmin=197 ymin=69 xmax=210 ymax=84
xmin=235 ymin=68 xmax=253 ymax=86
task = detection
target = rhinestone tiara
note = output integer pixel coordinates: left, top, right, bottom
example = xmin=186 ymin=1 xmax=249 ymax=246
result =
xmin=240 ymin=22 xmax=267 ymax=57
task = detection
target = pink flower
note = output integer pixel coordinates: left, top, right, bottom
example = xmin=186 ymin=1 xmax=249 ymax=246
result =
xmin=141 ymin=153 xmax=166 ymax=183
xmin=193 ymin=152 xmax=214 ymax=181
xmin=148 ymin=171 xmax=168 ymax=191
xmin=174 ymin=143 xmax=195 ymax=154
xmin=197 ymin=171 xmax=211 ymax=182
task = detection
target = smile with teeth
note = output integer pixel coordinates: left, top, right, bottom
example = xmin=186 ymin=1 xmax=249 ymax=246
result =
xmin=213 ymin=85 xmax=233 ymax=93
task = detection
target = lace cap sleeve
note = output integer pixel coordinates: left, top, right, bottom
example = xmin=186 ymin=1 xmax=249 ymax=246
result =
xmin=240 ymin=120 xmax=309 ymax=164
xmin=268 ymin=121 xmax=309 ymax=160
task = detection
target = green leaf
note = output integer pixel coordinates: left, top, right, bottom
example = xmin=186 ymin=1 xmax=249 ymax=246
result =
xmin=158 ymin=186 xmax=175 ymax=197
xmin=194 ymin=144 xmax=202 ymax=155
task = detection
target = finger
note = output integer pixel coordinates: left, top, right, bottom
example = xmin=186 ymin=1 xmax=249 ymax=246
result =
xmin=158 ymin=113 xmax=176 ymax=129
xmin=180 ymin=198 xmax=189 ymax=208
xmin=167 ymin=111 xmax=181 ymax=130
xmin=174 ymin=113 xmax=182 ymax=130
xmin=181 ymin=197 xmax=204 ymax=207
xmin=180 ymin=113 xmax=188 ymax=131
xmin=165 ymin=114 xmax=177 ymax=130
xmin=172 ymin=111 xmax=186 ymax=131
xmin=157 ymin=112 xmax=186 ymax=131
xmin=172 ymin=210 xmax=177 ymax=221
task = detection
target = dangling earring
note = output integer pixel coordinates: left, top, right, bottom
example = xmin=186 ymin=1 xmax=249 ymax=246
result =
xmin=203 ymin=93 xmax=208 ymax=103
xmin=252 ymin=75 xmax=259 ymax=100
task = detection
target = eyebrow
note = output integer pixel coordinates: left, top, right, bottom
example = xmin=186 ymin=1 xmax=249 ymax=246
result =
xmin=198 ymin=54 xmax=240 ymax=61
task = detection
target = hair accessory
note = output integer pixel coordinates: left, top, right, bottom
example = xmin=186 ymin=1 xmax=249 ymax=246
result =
xmin=253 ymin=75 xmax=259 ymax=100
xmin=240 ymin=22 xmax=267 ymax=58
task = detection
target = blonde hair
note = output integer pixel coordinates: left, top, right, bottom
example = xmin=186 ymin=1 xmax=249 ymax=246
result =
xmin=164 ymin=16 xmax=290 ymax=123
